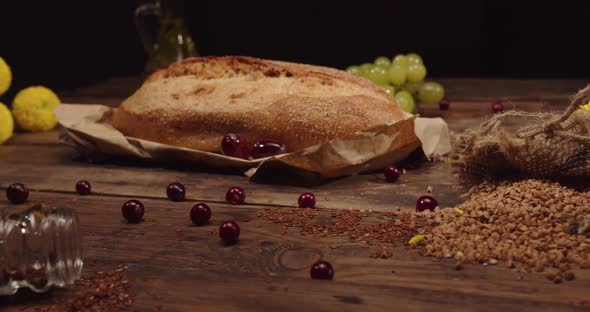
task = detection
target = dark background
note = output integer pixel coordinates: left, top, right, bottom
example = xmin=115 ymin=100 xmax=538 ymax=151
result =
xmin=0 ymin=0 xmax=589 ymax=99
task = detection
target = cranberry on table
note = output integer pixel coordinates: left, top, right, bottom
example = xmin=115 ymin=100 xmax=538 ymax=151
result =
xmin=122 ymin=199 xmax=145 ymax=223
xmin=310 ymin=260 xmax=334 ymax=280
xmin=298 ymin=192 xmax=316 ymax=208
xmin=384 ymin=165 xmax=401 ymax=182
xmin=6 ymin=183 xmax=29 ymax=204
xmin=221 ymin=133 xmax=252 ymax=160
xmin=219 ymin=221 xmax=240 ymax=245
xmin=190 ymin=203 xmax=211 ymax=225
xmin=416 ymin=195 xmax=438 ymax=212
xmin=226 ymin=186 xmax=246 ymax=205
xmin=75 ymin=180 xmax=91 ymax=195
xmin=166 ymin=182 xmax=186 ymax=202
xmin=492 ymin=101 xmax=505 ymax=113
xmin=252 ymin=139 xmax=287 ymax=159
xmin=439 ymin=98 xmax=451 ymax=111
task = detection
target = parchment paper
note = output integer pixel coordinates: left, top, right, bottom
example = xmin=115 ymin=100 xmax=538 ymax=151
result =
xmin=55 ymin=104 xmax=450 ymax=181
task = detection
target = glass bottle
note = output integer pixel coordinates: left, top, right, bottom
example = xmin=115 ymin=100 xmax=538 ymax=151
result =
xmin=0 ymin=204 xmax=83 ymax=295
xmin=135 ymin=0 xmax=198 ymax=73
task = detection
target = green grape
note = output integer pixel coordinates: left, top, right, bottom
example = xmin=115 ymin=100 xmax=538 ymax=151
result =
xmin=418 ymin=81 xmax=445 ymax=104
xmin=379 ymin=84 xmax=395 ymax=97
xmin=400 ymin=81 xmax=423 ymax=97
xmin=391 ymin=54 xmax=409 ymax=68
xmin=360 ymin=63 xmax=374 ymax=76
xmin=387 ymin=64 xmax=408 ymax=86
xmin=365 ymin=66 xmax=390 ymax=85
xmin=374 ymin=56 xmax=391 ymax=68
xmin=407 ymin=53 xmax=423 ymax=65
xmin=346 ymin=65 xmax=361 ymax=75
xmin=394 ymin=90 xmax=415 ymax=113
xmin=407 ymin=64 xmax=427 ymax=82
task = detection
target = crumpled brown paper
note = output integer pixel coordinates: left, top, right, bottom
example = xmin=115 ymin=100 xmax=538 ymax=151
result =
xmin=55 ymin=104 xmax=450 ymax=181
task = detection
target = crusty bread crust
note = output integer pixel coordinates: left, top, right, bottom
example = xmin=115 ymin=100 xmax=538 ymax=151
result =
xmin=112 ymin=56 xmax=406 ymax=153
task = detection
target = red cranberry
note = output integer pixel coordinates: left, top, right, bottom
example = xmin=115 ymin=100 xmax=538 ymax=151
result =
xmin=298 ymin=192 xmax=316 ymax=208
xmin=190 ymin=203 xmax=211 ymax=225
xmin=439 ymin=98 xmax=450 ymax=111
xmin=416 ymin=195 xmax=438 ymax=212
xmin=310 ymin=260 xmax=334 ymax=280
xmin=6 ymin=183 xmax=29 ymax=204
xmin=492 ymin=101 xmax=504 ymax=113
xmin=225 ymin=186 xmax=245 ymax=205
xmin=75 ymin=180 xmax=91 ymax=195
xmin=384 ymin=165 xmax=401 ymax=182
xmin=122 ymin=199 xmax=144 ymax=223
xmin=221 ymin=133 xmax=252 ymax=159
xmin=219 ymin=221 xmax=240 ymax=245
xmin=252 ymin=139 xmax=287 ymax=159
xmin=166 ymin=182 xmax=186 ymax=202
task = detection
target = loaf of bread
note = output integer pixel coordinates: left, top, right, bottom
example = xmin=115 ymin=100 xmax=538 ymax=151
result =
xmin=112 ymin=56 xmax=406 ymax=153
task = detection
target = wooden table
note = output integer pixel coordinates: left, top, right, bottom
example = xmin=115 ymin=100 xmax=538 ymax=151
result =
xmin=2 ymin=78 xmax=590 ymax=311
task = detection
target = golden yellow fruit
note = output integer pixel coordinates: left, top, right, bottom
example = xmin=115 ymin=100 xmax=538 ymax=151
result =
xmin=0 ymin=57 xmax=11 ymax=96
xmin=12 ymin=86 xmax=61 ymax=132
xmin=0 ymin=102 xmax=14 ymax=144
xmin=408 ymin=234 xmax=425 ymax=245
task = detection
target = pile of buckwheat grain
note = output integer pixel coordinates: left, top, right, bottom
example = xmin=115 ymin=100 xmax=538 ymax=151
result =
xmin=417 ymin=179 xmax=590 ymax=282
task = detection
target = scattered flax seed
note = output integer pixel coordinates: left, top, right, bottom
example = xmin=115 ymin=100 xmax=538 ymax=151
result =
xmin=35 ymin=265 xmax=132 ymax=312
xmin=257 ymin=207 xmax=419 ymax=254
xmin=426 ymin=185 xmax=433 ymax=193
xmin=419 ymin=180 xmax=590 ymax=281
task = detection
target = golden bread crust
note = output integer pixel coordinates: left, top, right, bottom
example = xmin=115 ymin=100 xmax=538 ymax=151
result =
xmin=112 ymin=56 xmax=406 ymax=153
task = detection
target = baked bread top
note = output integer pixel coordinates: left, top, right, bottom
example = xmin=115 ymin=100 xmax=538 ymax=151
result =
xmin=112 ymin=56 xmax=406 ymax=153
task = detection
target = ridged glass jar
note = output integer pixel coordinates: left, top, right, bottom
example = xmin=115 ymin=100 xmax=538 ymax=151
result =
xmin=0 ymin=204 xmax=83 ymax=295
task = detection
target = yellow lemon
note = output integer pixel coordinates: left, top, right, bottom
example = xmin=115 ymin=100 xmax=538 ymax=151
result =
xmin=0 ymin=57 xmax=11 ymax=96
xmin=580 ymin=101 xmax=590 ymax=111
xmin=12 ymin=86 xmax=61 ymax=132
xmin=0 ymin=102 xmax=14 ymax=144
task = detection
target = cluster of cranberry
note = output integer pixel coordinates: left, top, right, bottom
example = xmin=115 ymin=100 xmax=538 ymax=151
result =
xmin=383 ymin=165 xmax=438 ymax=212
xmin=221 ymin=133 xmax=287 ymax=160
xmin=5 ymin=180 xmax=332 ymax=279
xmin=5 ymin=160 xmax=441 ymax=281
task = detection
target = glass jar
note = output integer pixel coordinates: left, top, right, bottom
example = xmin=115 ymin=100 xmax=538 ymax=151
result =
xmin=0 ymin=204 xmax=83 ymax=295
xmin=135 ymin=0 xmax=198 ymax=73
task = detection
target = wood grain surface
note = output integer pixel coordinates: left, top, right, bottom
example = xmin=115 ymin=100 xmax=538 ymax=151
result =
xmin=1 ymin=78 xmax=589 ymax=311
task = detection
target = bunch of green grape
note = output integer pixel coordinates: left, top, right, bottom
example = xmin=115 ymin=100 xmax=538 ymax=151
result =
xmin=346 ymin=53 xmax=445 ymax=113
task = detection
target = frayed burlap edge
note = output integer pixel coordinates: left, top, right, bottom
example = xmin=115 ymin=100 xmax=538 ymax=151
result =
xmin=451 ymin=84 xmax=590 ymax=187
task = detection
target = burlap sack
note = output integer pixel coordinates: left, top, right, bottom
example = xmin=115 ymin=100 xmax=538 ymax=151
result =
xmin=452 ymin=84 xmax=590 ymax=186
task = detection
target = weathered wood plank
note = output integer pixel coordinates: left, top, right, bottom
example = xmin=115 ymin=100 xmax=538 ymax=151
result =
xmin=2 ymin=192 xmax=588 ymax=311
xmin=0 ymin=100 xmax=568 ymax=212
xmin=2 ymin=81 xmax=588 ymax=311
xmin=0 ymin=144 xmax=462 ymax=212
